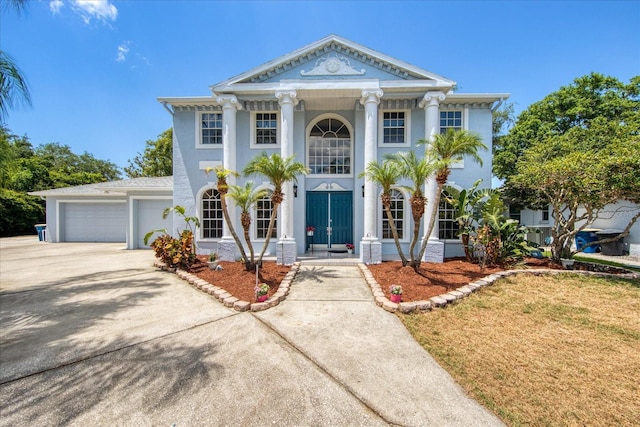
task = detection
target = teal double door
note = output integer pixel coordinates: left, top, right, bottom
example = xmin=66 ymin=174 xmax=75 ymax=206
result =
xmin=306 ymin=191 xmax=353 ymax=247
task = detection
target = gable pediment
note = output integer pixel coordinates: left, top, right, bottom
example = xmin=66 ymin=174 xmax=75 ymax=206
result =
xmin=212 ymin=35 xmax=454 ymax=91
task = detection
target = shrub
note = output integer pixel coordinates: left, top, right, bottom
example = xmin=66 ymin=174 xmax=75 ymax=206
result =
xmin=150 ymin=230 xmax=196 ymax=270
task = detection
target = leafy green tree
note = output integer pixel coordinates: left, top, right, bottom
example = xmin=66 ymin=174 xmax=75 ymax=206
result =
xmin=227 ymin=181 xmax=268 ymax=270
xmin=511 ymin=130 xmax=640 ymax=261
xmin=35 ymin=143 xmax=120 ymax=185
xmin=124 ymin=129 xmax=173 ymax=178
xmin=360 ymin=160 xmax=407 ymax=265
xmin=494 ymin=73 xmax=639 ymax=181
xmin=497 ymin=73 xmax=640 ymax=262
xmin=0 ymin=126 xmax=122 ymax=235
xmin=243 ymin=153 xmax=307 ymax=265
xmin=416 ymin=128 xmax=486 ymax=267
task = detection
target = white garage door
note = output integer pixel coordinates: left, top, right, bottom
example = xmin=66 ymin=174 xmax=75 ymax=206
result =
xmin=137 ymin=199 xmax=172 ymax=248
xmin=63 ymin=203 xmax=127 ymax=242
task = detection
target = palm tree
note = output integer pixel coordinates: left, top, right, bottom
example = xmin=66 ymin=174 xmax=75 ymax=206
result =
xmin=416 ymin=128 xmax=487 ymax=263
xmin=0 ymin=48 xmax=31 ymax=122
xmin=227 ymin=182 xmax=268 ymax=270
xmin=385 ymin=150 xmax=438 ymax=269
xmin=243 ymin=153 xmax=308 ymax=265
xmin=1 ymin=0 xmax=31 ymax=121
xmin=360 ymin=160 xmax=408 ymax=265
xmin=205 ymin=166 xmax=248 ymax=265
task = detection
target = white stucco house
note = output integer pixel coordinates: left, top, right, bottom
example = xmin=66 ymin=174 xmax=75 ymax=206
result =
xmin=30 ymin=35 xmax=510 ymax=263
xmin=158 ymin=35 xmax=508 ymax=264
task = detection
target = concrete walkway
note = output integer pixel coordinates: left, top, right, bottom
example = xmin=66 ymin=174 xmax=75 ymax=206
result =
xmin=0 ymin=237 xmax=503 ymax=426
xmin=256 ymin=265 xmax=503 ymax=426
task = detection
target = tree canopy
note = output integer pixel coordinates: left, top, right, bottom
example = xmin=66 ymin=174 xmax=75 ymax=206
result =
xmin=496 ymin=73 xmax=640 ymax=260
xmin=494 ymin=73 xmax=639 ymax=181
xmin=0 ymin=126 xmax=121 ymax=236
xmin=124 ymin=129 xmax=173 ymax=178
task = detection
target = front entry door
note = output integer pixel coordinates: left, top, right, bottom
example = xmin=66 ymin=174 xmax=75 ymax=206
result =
xmin=306 ymin=191 xmax=353 ymax=247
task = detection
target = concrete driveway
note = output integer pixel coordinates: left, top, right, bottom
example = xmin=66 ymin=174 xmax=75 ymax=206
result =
xmin=0 ymin=236 xmax=502 ymax=426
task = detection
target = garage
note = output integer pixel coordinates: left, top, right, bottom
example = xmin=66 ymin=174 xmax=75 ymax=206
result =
xmin=30 ymin=176 xmax=173 ymax=246
xmin=136 ymin=199 xmax=173 ymax=248
xmin=62 ymin=202 xmax=127 ymax=242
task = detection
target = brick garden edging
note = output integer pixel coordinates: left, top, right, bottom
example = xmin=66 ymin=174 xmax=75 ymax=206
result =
xmin=154 ymin=261 xmax=301 ymax=312
xmin=357 ymin=263 xmax=640 ymax=314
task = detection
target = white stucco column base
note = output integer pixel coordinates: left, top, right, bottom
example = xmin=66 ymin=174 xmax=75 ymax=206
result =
xmin=276 ymin=237 xmax=297 ymax=266
xmin=422 ymin=238 xmax=444 ymax=263
xmin=217 ymin=238 xmax=238 ymax=262
xmin=360 ymin=238 xmax=382 ymax=265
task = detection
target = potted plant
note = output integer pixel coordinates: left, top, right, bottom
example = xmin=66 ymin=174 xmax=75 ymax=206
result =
xmin=306 ymin=226 xmax=315 ymax=236
xmin=255 ymin=283 xmax=270 ymax=302
xmin=346 ymin=243 xmax=354 ymax=254
xmin=208 ymin=252 xmax=219 ymax=270
xmin=389 ymin=284 xmax=402 ymax=303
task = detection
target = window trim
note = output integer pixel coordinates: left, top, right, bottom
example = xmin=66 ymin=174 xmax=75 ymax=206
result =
xmin=305 ymin=113 xmax=354 ymax=178
xmin=378 ymin=110 xmax=411 ymax=147
xmin=379 ymin=187 xmax=410 ymax=243
xmin=250 ymin=111 xmax=280 ymax=148
xmin=198 ymin=186 xmax=224 ymax=241
xmin=438 ymin=189 xmax=460 ymax=241
xmin=196 ymin=111 xmax=223 ymax=149
xmin=439 ymin=108 xmax=468 ymax=168
xmin=251 ymin=183 xmax=278 ymax=241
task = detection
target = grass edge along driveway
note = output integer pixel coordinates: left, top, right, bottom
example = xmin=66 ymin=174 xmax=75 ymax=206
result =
xmin=400 ymin=273 xmax=640 ymax=427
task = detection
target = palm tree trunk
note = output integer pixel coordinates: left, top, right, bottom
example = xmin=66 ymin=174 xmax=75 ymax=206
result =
xmin=383 ymin=204 xmax=408 ymax=265
xmin=220 ymin=194 xmax=248 ymax=264
xmin=416 ymin=182 xmax=445 ymax=269
xmin=256 ymin=203 xmax=279 ymax=265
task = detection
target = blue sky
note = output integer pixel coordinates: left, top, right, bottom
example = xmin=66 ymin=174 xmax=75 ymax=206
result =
xmin=2 ymin=0 xmax=639 ymax=174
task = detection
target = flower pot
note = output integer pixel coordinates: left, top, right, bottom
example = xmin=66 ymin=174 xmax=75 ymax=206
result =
xmin=390 ymin=294 xmax=402 ymax=303
xmin=347 ymin=249 xmax=353 ymax=254
xmin=208 ymin=261 xmax=219 ymax=270
xmin=561 ymin=259 xmax=575 ymax=270
xmin=307 ymin=231 xmax=314 ymax=236
xmin=257 ymin=294 xmax=268 ymax=303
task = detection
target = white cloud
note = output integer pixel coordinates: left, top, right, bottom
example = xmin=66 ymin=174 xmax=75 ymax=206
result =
xmin=50 ymin=1 xmax=118 ymax=24
xmin=116 ymin=41 xmax=130 ymax=62
xmin=49 ymin=0 xmax=64 ymax=14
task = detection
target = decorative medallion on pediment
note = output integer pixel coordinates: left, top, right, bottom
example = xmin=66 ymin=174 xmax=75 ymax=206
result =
xmin=300 ymin=53 xmax=366 ymax=77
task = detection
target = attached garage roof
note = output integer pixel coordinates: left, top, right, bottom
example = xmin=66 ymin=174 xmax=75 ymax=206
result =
xmin=29 ymin=176 xmax=173 ymax=197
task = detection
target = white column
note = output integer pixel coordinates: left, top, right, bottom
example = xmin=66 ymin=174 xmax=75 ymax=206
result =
xmin=275 ymin=90 xmax=298 ymax=239
xmin=216 ymin=95 xmax=241 ymax=261
xmin=275 ymin=90 xmax=298 ymax=265
xmin=360 ymin=89 xmax=383 ymax=264
xmin=419 ymin=91 xmax=446 ymax=262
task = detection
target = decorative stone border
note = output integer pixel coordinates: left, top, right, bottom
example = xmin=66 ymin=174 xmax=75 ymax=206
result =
xmin=357 ymin=264 xmax=639 ymax=314
xmin=154 ymin=261 xmax=301 ymax=312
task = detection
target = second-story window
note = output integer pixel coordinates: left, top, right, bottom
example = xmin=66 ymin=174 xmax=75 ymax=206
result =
xmin=201 ymin=113 xmax=223 ymax=145
xmin=255 ymin=112 xmax=278 ymax=145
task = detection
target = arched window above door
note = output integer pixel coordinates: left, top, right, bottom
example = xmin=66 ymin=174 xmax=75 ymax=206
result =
xmin=307 ymin=115 xmax=353 ymax=176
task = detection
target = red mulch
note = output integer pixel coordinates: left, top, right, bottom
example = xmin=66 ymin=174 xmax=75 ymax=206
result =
xmin=188 ymin=256 xmax=562 ymax=303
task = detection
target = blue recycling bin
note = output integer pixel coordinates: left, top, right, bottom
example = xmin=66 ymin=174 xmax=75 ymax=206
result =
xmin=575 ymin=229 xmax=600 ymax=253
xmin=35 ymin=224 xmax=47 ymax=242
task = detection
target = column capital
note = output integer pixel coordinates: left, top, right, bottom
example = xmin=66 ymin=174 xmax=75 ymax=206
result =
xmin=360 ymin=89 xmax=383 ymax=106
xmin=275 ymin=90 xmax=299 ymax=107
xmin=216 ymin=94 xmax=242 ymax=111
xmin=418 ymin=91 xmax=446 ymax=109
